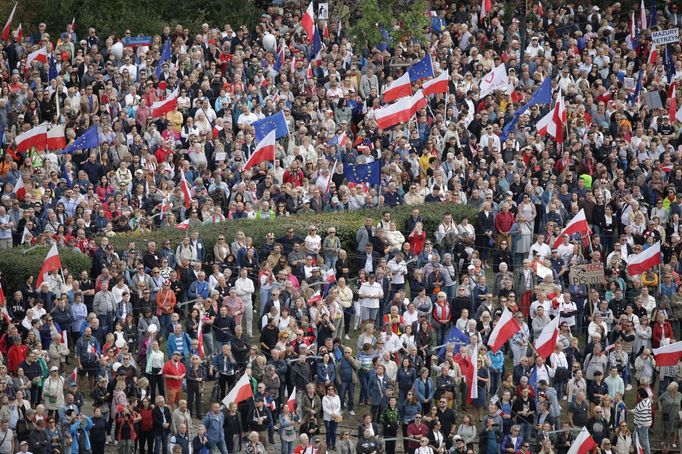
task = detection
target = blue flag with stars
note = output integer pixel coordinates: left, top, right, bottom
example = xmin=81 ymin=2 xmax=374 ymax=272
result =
xmin=500 ymin=75 xmax=553 ymax=141
xmin=48 ymin=54 xmax=58 ymax=82
xmin=253 ymin=111 xmax=289 ymax=144
xmin=343 ymin=161 xmax=381 ymax=186
xmin=408 ymin=53 xmax=434 ymax=81
xmin=439 ymin=326 xmax=470 ymax=358
xmin=308 ymin=26 xmax=322 ymax=61
xmin=629 ymin=69 xmax=643 ymax=106
xmin=59 ymin=126 xmax=99 ymax=154
xmin=155 ymin=38 xmax=171 ymax=78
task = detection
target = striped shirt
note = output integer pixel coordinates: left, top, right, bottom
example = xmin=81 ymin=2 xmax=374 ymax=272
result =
xmin=634 ymin=397 xmax=653 ymax=427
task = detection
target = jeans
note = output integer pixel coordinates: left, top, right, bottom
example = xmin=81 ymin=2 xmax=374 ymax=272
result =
xmin=361 ymin=307 xmax=378 ymax=324
xmin=489 ymin=370 xmax=502 ymax=396
xmin=118 ymin=439 xmax=134 ymax=454
xmin=201 ymin=332 xmax=214 ymax=357
xmin=339 ymin=381 xmax=355 ymax=411
xmin=243 ymin=299 xmax=254 ymax=337
xmin=187 ymin=381 xmax=203 ymax=417
xmin=635 ymin=426 xmax=650 ymax=454
xmin=159 ymin=314 xmax=171 ymax=335
xmin=358 ymin=370 xmax=369 ymax=404
xmin=147 ymin=373 xmax=165 ymax=402
xmin=280 ymin=439 xmax=294 ymax=454
xmin=209 ymin=440 xmax=228 ymax=454
xmin=259 ymin=287 xmax=271 ymax=320
xmin=324 ymin=420 xmax=338 ymax=450
xmin=153 ymin=434 xmax=168 ymax=454
xmin=520 ymin=423 xmax=532 ymax=444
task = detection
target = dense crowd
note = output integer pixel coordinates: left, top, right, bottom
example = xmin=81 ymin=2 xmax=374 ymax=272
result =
xmin=1 ymin=0 xmax=682 ymax=454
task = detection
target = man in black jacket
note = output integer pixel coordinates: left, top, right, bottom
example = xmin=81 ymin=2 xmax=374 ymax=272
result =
xmin=247 ymin=397 xmax=272 ymax=448
xmin=152 ymin=396 xmax=172 ymax=454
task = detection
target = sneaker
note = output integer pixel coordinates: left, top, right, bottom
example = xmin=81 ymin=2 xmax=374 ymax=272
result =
xmin=344 ymin=335 xmax=350 ymax=340
xmin=349 ymin=410 xmax=355 ymax=416
xmin=562 ymin=396 xmax=568 ymax=401
xmin=626 ymin=384 xmax=633 ymax=391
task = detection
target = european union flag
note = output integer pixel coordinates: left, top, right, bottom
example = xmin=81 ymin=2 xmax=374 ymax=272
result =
xmin=500 ymin=75 xmax=553 ymax=141
xmin=343 ymin=161 xmax=381 ymax=186
xmin=408 ymin=53 xmax=434 ymax=81
xmin=439 ymin=326 xmax=470 ymax=358
xmin=628 ymin=69 xmax=643 ymax=106
xmin=155 ymin=39 xmax=171 ymax=78
xmin=253 ymin=111 xmax=290 ymax=144
xmin=48 ymin=54 xmax=58 ymax=82
xmin=59 ymin=126 xmax=99 ymax=154
xmin=308 ymin=26 xmax=322 ymax=61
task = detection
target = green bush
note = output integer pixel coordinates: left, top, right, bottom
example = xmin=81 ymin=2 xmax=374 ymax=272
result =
xmin=108 ymin=203 xmax=479 ymax=262
xmin=0 ymin=247 xmax=92 ymax=294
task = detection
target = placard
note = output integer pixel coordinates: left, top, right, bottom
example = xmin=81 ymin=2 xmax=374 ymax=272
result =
xmin=123 ymin=36 xmax=153 ymax=47
xmin=318 ymin=2 xmax=329 ymax=20
xmin=623 ymin=77 xmax=635 ymax=90
xmin=215 ymin=152 xmax=227 ymax=161
xmin=643 ymin=91 xmax=663 ymax=109
xmin=652 ymin=28 xmax=679 ymax=45
xmin=569 ymin=264 xmax=604 ymax=285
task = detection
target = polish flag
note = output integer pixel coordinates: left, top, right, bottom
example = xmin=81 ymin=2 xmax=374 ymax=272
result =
xmin=13 ymin=174 xmax=26 ymax=201
xmin=465 ymin=352 xmax=478 ymax=403
xmin=61 ymin=330 xmax=69 ymax=350
xmin=323 ymin=21 xmax=329 ymax=39
xmin=567 ymin=427 xmax=597 ymax=454
xmin=222 ymin=372 xmax=254 ymax=407
xmin=409 ymin=90 xmax=427 ymax=115
xmin=626 ymin=242 xmax=661 ymax=276
xmin=179 ymin=169 xmax=193 ymax=209
xmin=151 ymin=93 xmax=178 ymax=118
xmin=547 ymin=91 xmax=566 ymax=144
xmin=241 ymin=129 xmax=276 ymax=172
xmin=323 ymin=268 xmax=336 ymax=283
xmin=197 ymin=319 xmax=204 ymax=358
xmin=35 ymin=244 xmax=62 ymax=289
xmin=14 ymin=22 xmax=22 ymax=42
xmin=175 ymin=219 xmax=190 ymax=230
xmin=537 ymin=1 xmax=543 ymax=16
xmin=69 ymin=367 xmax=78 ymax=383
xmin=287 ymin=387 xmax=297 ymax=412
xmin=422 ymin=71 xmax=449 ymax=96
xmin=534 ymin=315 xmax=561 ymax=359
xmin=640 ymin=0 xmax=648 ymax=29
xmin=0 ymin=284 xmax=10 ymax=325
xmin=308 ymin=290 xmax=322 ymax=305
xmin=16 ymin=123 xmax=48 ymax=152
xmin=480 ymin=0 xmax=493 ymax=22
xmin=47 ymin=125 xmax=67 ymax=150
xmin=26 ymin=47 xmax=48 ymax=68
xmin=669 ymin=83 xmax=677 ymax=122
xmin=383 ymin=72 xmax=412 ymax=103
xmin=635 ymin=434 xmax=645 ymax=454
xmin=653 ymin=340 xmax=682 ymax=366
xmin=487 ymin=308 xmax=521 ymax=353
xmin=301 ymin=1 xmax=316 ymax=44
xmin=70 ymin=17 xmax=76 ymax=31
xmin=647 ymin=45 xmax=658 ymax=65
xmin=552 ymin=209 xmax=591 ymax=248
xmin=1 ymin=3 xmax=17 ymax=42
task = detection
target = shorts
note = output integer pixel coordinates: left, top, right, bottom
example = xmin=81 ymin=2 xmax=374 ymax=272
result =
xmin=79 ymin=361 xmax=98 ymax=376
xmin=167 ymin=387 xmax=183 ymax=406
xmin=361 ymin=307 xmax=378 ymax=322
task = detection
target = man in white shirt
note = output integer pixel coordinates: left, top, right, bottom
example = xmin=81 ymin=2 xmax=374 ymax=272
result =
xmin=234 ymin=268 xmax=255 ymax=337
xmin=358 ymin=273 xmax=383 ymax=328
xmin=528 ymin=235 xmax=551 ymax=261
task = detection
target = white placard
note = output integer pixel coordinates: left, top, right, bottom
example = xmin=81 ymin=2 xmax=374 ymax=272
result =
xmin=318 ymin=2 xmax=329 ymax=20
xmin=624 ymin=77 xmax=635 ymax=90
xmin=215 ymin=152 xmax=227 ymax=161
xmin=652 ymin=28 xmax=679 ymax=45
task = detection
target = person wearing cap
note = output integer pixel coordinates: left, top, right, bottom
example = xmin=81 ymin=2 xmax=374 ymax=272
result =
xmin=162 ymin=350 xmax=186 ymax=411
xmin=43 ymin=366 xmax=65 ymax=418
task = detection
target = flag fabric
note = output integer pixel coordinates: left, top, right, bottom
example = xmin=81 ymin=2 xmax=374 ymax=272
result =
xmin=301 ymin=1 xmax=316 ymax=43
xmin=375 ymin=91 xmax=425 ymax=129
xmin=175 ymin=219 xmax=190 ymax=230
xmin=1 ymin=3 xmax=17 ymax=42
xmin=70 ymin=17 xmax=76 ymax=31
xmin=308 ymin=26 xmax=322 ymax=62
xmin=534 ymin=315 xmax=561 ymax=359
xmin=323 ymin=268 xmax=336 ymax=283
xmin=422 ymin=71 xmax=449 ymax=96
xmin=553 ymin=209 xmax=591 ymax=248
xmin=328 ymin=132 xmax=348 ymax=147
xmin=439 ymin=326 xmax=470 ymax=357
xmin=652 ymin=340 xmax=682 ymax=366
xmin=16 ymin=124 xmax=48 ymax=152
xmin=567 ymin=427 xmax=597 ymax=454
xmin=383 ymin=72 xmax=412 ymax=103
xmin=408 ymin=53 xmax=434 ymax=81
xmin=670 ymin=83 xmax=677 ymax=122
xmin=60 ymin=126 xmax=99 ymax=154
xmin=626 ymin=242 xmax=662 ymax=276
xmin=308 ymin=291 xmax=322 ymax=305
xmin=241 ymin=130 xmax=276 ymax=172
xmin=35 ymin=244 xmax=62 ymax=289
xmin=537 ymin=1 xmax=543 ymax=16
xmin=253 ymin=111 xmax=290 ymax=143
xmin=479 ymin=64 xmax=508 ymax=98
xmin=150 ymin=93 xmax=178 ymax=118
xmin=46 ymin=125 xmax=66 ymax=150
xmin=465 ymin=352 xmax=478 ymax=403
xmin=48 ymin=52 xmax=58 ymax=81
xmin=649 ymin=0 xmax=657 ymax=27
xmin=640 ymin=0 xmax=648 ymax=29
xmin=69 ymin=367 xmax=78 ymax=383
xmin=480 ymin=0 xmax=493 ymax=22
xmin=197 ymin=319 xmax=204 ymax=359
xmin=537 ymin=90 xmax=566 ymax=144
xmin=343 ymin=161 xmax=382 ymax=186
xmin=15 ymin=22 xmax=22 ymax=42
xmin=635 ymin=433 xmax=645 ymax=454
xmin=647 ymin=45 xmax=658 ymax=66
xmin=629 ymin=68 xmax=644 ymax=106
xmin=179 ymin=169 xmax=193 ymax=209
xmin=61 ymin=330 xmax=68 ymax=350
xmin=322 ymin=21 xmax=329 ymax=38
xmin=26 ymin=47 xmax=48 ymax=68
xmin=501 ymin=75 xmax=552 ymax=141
xmin=487 ymin=308 xmax=520 ymax=353
xmin=0 ymin=283 xmax=8 ymax=325
xmin=155 ymin=38 xmax=172 ymax=78
xmin=627 ymin=12 xmax=638 ymax=50
xmin=287 ymin=387 xmax=297 ymax=413
xmin=273 ymin=45 xmax=285 ymax=72
xmin=222 ymin=372 xmax=254 ymax=407
xmin=13 ymin=174 xmax=26 ymax=201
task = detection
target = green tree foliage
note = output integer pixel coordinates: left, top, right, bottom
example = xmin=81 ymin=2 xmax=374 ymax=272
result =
xmin=350 ymin=0 xmax=431 ymax=52
xmin=0 ymin=247 xmax=91 ymax=294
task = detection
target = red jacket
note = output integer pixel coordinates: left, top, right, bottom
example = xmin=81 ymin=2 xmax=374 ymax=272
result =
xmin=433 ymin=300 xmax=451 ymax=324
xmin=652 ymin=321 xmax=673 ymax=348
xmin=8 ymin=344 xmax=28 ymax=374
xmin=162 ymin=360 xmax=186 ymax=389
xmin=495 ymin=211 xmax=515 ymax=234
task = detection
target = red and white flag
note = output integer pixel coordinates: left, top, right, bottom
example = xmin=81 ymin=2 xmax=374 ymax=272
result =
xmin=669 ymin=83 xmax=677 ymax=122
xmin=537 ymin=90 xmax=566 ymax=143
xmin=308 ymin=290 xmax=322 ymax=305
xmin=70 ymin=17 xmax=75 ymax=31
xmin=241 ymin=129 xmax=276 ymax=172
xmin=647 ymin=45 xmax=658 ymax=66
xmin=301 ymin=1 xmax=316 ymax=43
xmin=13 ymin=174 xmax=26 ymax=201
xmin=0 ymin=283 xmax=10 ymax=325
xmin=14 ymin=22 xmax=22 ymax=42
xmin=479 ymin=64 xmax=508 ymax=98
xmin=69 ymin=367 xmax=78 ymax=383
xmin=1 ymin=3 xmax=17 ymax=42
xmin=47 ymin=125 xmax=66 ymax=150
xmin=61 ymin=330 xmax=69 ymax=350
xmin=35 ymin=244 xmax=62 ymax=289
xmin=16 ymin=123 xmax=48 ymax=152
xmin=626 ymin=242 xmax=661 ymax=276
xmin=222 ymin=372 xmax=254 ymax=407
xmin=487 ymin=308 xmax=521 ymax=353
xmin=322 ymin=21 xmax=329 ymax=38
xmin=537 ymin=1 xmax=543 ymax=16
xmin=175 ymin=219 xmax=190 ymax=230
xmin=422 ymin=71 xmax=449 ymax=96
xmin=383 ymin=72 xmax=412 ymax=103
xmin=197 ymin=319 xmax=204 ymax=358
xmin=375 ymin=91 xmax=425 ymax=130
xmin=552 ymin=209 xmax=590 ymax=248
xmin=151 ymin=92 xmax=178 ymax=118
xmin=26 ymin=46 xmax=48 ymax=68
xmin=635 ymin=434 xmax=645 ymax=454
xmin=534 ymin=315 xmax=561 ymax=359
xmin=480 ymin=0 xmax=493 ymax=22
xmin=409 ymin=90 xmax=427 ymax=115
xmin=287 ymin=387 xmax=297 ymax=412
xmin=323 ymin=268 xmax=336 ymax=283
xmin=567 ymin=427 xmax=597 ymax=454
xmin=652 ymin=340 xmax=682 ymax=366
xmin=465 ymin=352 xmax=478 ymax=403
xmin=640 ymin=0 xmax=648 ymax=29
xmin=179 ymin=169 xmax=193 ymax=209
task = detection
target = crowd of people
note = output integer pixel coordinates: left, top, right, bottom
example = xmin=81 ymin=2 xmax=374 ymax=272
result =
xmin=0 ymin=0 xmax=682 ymax=454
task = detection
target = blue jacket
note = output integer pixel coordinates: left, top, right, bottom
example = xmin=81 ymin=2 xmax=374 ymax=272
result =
xmin=500 ymin=433 xmax=523 ymax=453
xmin=167 ymin=332 xmax=192 ymax=358
xmin=203 ymin=411 xmax=225 ymax=443
xmin=413 ymin=377 xmax=435 ymax=403
xmin=338 ymin=357 xmax=356 ymax=384
xmin=69 ymin=416 xmax=93 ymax=454
xmin=212 ymin=353 xmax=236 ymax=376
xmin=487 ymin=350 xmax=505 ymax=373
xmin=188 ymin=280 xmax=209 ymax=300
xmin=367 ymin=372 xmax=388 ymax=406
xmin=316 ymin=362 xmax=336 ymax=384
xmin=396 ymin=367 xmax=416 ymax=393
xmin=398 ymin=401 xmax=422 ymax=424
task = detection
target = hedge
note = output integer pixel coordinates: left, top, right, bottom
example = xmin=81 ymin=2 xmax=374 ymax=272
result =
xmin=108 ymin=203 xmax=479 ymax=263
xmin=0 ymin=246 xmax=93 ymax=294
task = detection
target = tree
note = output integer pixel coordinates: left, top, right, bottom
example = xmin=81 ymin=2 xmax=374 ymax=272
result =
xmin=392 ymin=0 xmax=430 ymax=44
xmin=349 ymin=0 xmax=431 ymax=52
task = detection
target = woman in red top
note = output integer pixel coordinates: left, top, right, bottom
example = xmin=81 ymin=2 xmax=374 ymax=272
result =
xmin=136 ymin=397 xmax=154 ymax=454
xmin=652 ymin=311 xmax=674 ymax=348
